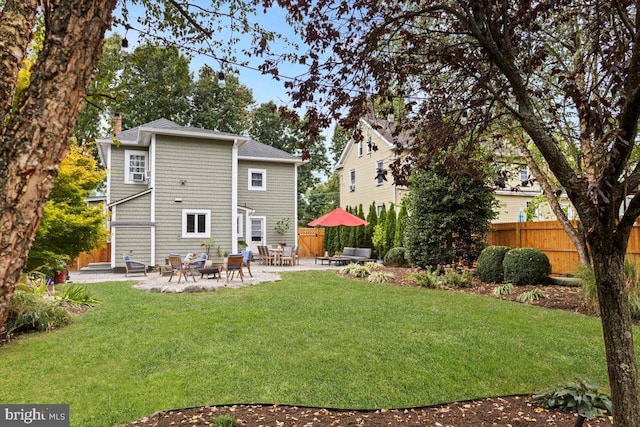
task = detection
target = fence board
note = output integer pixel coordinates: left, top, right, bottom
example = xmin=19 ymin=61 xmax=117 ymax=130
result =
xmin=69 ymin=243 xmax=110 ymax=271
xmin=488 ymin=221 xmax=640 ymax=275
xmin=298 ymin=228 xmax=325 ymax=258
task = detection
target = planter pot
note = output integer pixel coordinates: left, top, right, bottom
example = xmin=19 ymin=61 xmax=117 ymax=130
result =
xmin=53 ymin=271 xmax=66 ymax=284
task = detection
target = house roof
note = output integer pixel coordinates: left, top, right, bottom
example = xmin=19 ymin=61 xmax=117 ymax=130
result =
xmin=335 ymin=114 xmax=411 ymax=170
xmin=97 ymin=118 xmax=302 ymax=164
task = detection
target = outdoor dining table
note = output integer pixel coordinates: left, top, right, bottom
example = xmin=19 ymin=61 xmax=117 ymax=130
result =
xmin=268 ymin=247 xmax=283 ymax=265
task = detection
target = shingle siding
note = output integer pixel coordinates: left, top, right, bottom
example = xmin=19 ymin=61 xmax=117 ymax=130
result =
xmin=238 ymin=160 xmax=297 ymax=246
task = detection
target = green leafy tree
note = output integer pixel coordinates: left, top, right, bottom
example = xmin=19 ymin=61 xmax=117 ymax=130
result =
xmin=384 ymin=203 xmax=396 ymax=254
xmin=355 ymin=204 xmax=366 ymax=247
xmin=364 ymin=202 xmax=378 ymax=248
xmin=394 ymin=203 xmax=408 ymax=247
xmin=190 ymin=65 xmax=254 ymax=134
xmin=27 ymin=146 xmax=107 ymax=276
xmin=115 ymin=43 xmax=192 ymax=129
xmin=300 ymin=173 xmax=339 ymax=226
xmin=329 ymin=124 xmax=349 ymax=165
xmin=404 ymin=162 xmax=495 ymax=268
xmin=250 ymin=102 xmax=330 ymax=196
xmin=374 ymin=204 xmax=387 ymax=258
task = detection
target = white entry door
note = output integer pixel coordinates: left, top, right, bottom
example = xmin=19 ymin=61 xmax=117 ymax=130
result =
xmin=249 ymin=217 xmax=266 ymax=253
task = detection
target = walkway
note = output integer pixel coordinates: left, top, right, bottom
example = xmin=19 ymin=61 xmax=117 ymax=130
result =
xmin=70 ymin=257 xmax=343 ymax=292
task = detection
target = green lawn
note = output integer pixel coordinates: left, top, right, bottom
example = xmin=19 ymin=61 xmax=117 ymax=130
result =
xmin=0 ymin=270 xmax=632 ymax=426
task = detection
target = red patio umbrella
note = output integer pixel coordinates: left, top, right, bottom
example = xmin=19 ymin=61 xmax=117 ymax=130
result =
xmin=308 ymin=207 xmax=369 ymax=227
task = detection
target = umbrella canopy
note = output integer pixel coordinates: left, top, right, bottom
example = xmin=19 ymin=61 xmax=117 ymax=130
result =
xmin=308 ymin=207 xmax=369 ymax=227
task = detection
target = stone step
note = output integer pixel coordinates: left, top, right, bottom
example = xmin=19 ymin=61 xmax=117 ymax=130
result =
xmin=80 ymin=262 xmax=112 ymax=274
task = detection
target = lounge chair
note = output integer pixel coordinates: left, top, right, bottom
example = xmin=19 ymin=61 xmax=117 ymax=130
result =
xmin=123 ymin=254 xmax=147 ymax=277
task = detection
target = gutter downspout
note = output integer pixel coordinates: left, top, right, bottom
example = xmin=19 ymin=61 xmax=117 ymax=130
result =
xmin=231 ymin=139 xmax=239 ymax=254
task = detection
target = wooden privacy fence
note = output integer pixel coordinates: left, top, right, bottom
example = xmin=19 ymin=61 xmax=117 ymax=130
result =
xmin=298 ymin=227 xmax=325 ymax=258
xmin=488 ymin=221 xmax=640 ymax=276
xmin=69 ymin=243 xmax=110 ymax=271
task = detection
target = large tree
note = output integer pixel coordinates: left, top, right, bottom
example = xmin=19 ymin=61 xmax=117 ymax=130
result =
xmin=263 ymin=1 xmax=640 ymax=424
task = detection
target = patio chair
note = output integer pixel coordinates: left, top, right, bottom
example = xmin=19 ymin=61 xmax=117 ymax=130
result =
xmin=281 ymin=246 xmax=294 ymax=266
xmin=225 ymin=254 xmax=245 ymax=282
xmin=186 ymin=252 xmax=208 ymax=271
xmin=168 ymin=254 xmax=195 ymax=283
xmin=241 ymin=250 xmax=253 ymax=277
xmin=123 ymin=254 xmax=147 ymax=277
xmin=294 ymin=245 xmax=300 ymax=265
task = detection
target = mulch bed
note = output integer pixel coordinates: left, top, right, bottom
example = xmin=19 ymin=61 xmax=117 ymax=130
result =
xmin=120 ymin=266 xmax=615 ymax=427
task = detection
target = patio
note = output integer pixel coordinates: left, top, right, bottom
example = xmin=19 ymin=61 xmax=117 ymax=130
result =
xmin=71 ymin=257 xmax=345 ymax=292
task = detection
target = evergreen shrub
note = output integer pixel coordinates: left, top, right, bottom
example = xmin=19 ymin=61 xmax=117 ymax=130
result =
xmin=476 ymin=245 xmax=511 ymax=283
xmin=503 ymin=248 xmax=551 ymax=285
xmin=384 ymin=247 xmax=408 ymax=267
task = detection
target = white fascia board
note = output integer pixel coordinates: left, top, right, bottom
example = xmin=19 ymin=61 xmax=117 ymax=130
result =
xmin=238 ymin=155 xmax=305 ymax=165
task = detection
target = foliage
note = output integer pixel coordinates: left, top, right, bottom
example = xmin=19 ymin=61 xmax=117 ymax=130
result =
xmin=524 ymin=195 xmax=547 ymax=222
xmin=384 ymin=204 xmax=396 ymax=256
xmin=384 ymin=247 xmax=408 ymax=267
xmin=56 ymin=284 xmax=100 ymax=308
xmin=329 ymin=123 xmax=349 ymax=165
xmin=516 ymin=289 xmax=549 ymax=303
xmin=576 ymin=259 xmax=640 ymax=320
xmin=394 ymin=203 xmax=408 ymax=248
xmin=300 ymin=173 xmax=339 ymax=226
xmin=503 ymin=248 xmax=551 ymax=286
xmin=27 ymin=146 xmax=107 ymax=277
xmin=211 ymin=414 xmax=237 ymax=427
xmin=442 ymin=270 xmax=474 ymax=288
xmin=477 ymin=246 xmax=511 ymax=283
xmin=406 ymin=270 xmax=440 ymax=289
xmin=364 ymin=202 xmax=378 ymax=249
xmin=404 ymin=163 xmax=495 ymax=269
xmin=4 ymin=291 xmax=71 ymax=338
xmin=367 ymin=271 xmax=395 ymax=284
xmin=274 ymin=218 xmax=291 ymax=237
xmin=494 ymin=283 xmax=515 ymax=296
xmin=372 ymin=224 xmax=386 ymax=260
xmin=533 ymin=380 xmax=612 ymax=420
xmin=339 ymin=263 xmax=371 ymax=278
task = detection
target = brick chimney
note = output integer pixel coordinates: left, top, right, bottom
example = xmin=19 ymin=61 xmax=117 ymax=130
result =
xmin=113 ymin=112 xmax=122 ymax=135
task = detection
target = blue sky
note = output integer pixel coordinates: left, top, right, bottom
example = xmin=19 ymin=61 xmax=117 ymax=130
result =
xmin=112 ymin=3 xmax=306 ymax=108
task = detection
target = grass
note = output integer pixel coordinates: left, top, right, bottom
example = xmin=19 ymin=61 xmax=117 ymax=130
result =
xmin=0 ymin=270 xmax=633 ymax=427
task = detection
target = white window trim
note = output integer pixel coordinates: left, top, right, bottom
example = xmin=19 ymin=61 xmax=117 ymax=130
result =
xmin=367 ymin=135 xmax=372 ymax=154
xmin=358 ymin=140 xmax=363 ymax=157
xmin=124 ymin=149 xmax=148 ymax=184
xmin=248 ymin=168 xmax=267 ymax=191
xmin=349 ymin=169 xmax=356 ymax=192
xmin=182 ymin=209 xmax=211 ymax=238
xmin=236 ymin=214 xmax=244 ymax=238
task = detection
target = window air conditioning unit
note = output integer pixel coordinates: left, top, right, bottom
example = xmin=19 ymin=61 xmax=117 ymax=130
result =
xmin=132 ymin=172 xmax=145 ymax=182
xmin=349 ymin=184 xmax=356 ymax=192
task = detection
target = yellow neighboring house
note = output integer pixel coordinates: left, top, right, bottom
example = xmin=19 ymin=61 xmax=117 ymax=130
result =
xmin=335 ymin=114 xmax=575 ymax=223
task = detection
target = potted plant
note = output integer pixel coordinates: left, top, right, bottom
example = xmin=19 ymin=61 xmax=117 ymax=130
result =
xmin=238 ymin=240 xmax=248 ymax=251
xmin=274 ymin=218 xmax=291 ymax=246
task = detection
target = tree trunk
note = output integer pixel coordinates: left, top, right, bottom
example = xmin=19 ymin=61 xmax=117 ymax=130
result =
xmin=589 ymin=225 xmax=640 ymax=427
xmin=0 ymin=0 xmax=118 ymax=333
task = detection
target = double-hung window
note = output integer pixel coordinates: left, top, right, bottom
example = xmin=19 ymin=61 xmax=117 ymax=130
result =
xmin=349 ymin=169 xmax=356 ymax=192
xmin=182 ymin=209 xmax=210 ymax=238
xmin=125 ymin=150 xmax=148 ymax=184
xmin=248 ymin=168 xmax=267 ymax=191
xmin=375 ymin=160 xmax=384 ymax=185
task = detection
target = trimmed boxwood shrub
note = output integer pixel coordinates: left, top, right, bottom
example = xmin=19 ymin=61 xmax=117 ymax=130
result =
xmin=477 ymin=246 xmax=511 ymax=283
xmin=503 ymin=248 xmax=551 ymax=285
xmin=384 ymin=247 xmax=408 ymax=267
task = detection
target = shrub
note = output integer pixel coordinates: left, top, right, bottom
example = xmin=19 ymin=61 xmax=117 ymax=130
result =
xmin=364 ymin=261 xmax=382 ymax=271
xmin=367 ymin=271 xmax=395 ymax=283
xmin=493 ymin=283 xmax=514 ymax=296
xmin=384 ymin=247 xmax=408 ymax=267
xmin=516 ymin=289 xmax=548 ymax=303
xmin=503 ymin=248 xmax=551 ymax=285
xmin=339 ymin=263 xmax=371 ymax=278
xmin=533 ymin=380 xmax=612 ymax=421
xmin=56 ymin=284 xmax=101 ymax=307
xmin=476 ymin=246 xmax=511 ymax=283
xmin=442 ymin=270 xmax=474 ymax=288
xmin=576 ymin=258 xmax=640 ymax=319
xmin=4 ymin=291 xmax=71 ymax=337
xmin=406 ymin=270 xmax=440 ymax=288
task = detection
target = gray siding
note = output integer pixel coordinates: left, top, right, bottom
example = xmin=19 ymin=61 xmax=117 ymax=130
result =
xmin=115 ymin=227 xmax=152 ymax=267
xmin=153 ymin=135 xmax=234 ymax=265
xmin=109 ymin=146 xmax=150 ymax=203
xmin=238 ymin=160 xmax=297 ymax=246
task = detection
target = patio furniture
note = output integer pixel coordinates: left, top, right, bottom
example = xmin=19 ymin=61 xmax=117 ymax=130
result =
xmin=198 ymin=266 xmax=220 ymax=280
xmin=241 ymin=250 xmax=253 ymax=277
xmin=186 ymin=253 xmax=208 ymax=272
xmin=168 ymin=254 xmax=196 ymax=283
xmin=123 ymin=254 xmax=147 ymax=277
xmin=269 ymin=246 xmax=283 ymax=265
xmin=281 ymin=246 xmax=294 ymax=266
xmin=226 ymin=254 xmax=245 ymax=282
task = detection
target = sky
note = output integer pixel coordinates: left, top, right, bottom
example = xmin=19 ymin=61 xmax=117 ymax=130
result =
xmin=112 ymin=3 xmax=307 ymax=108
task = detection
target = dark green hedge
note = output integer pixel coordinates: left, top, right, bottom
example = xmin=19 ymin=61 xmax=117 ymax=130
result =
xmin=476 ymin=245 xmax=511 ymax=283
xmin=503 ymin=248 xmax=551 ymax=285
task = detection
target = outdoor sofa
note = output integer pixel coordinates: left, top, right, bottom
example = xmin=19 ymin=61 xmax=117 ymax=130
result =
xmin=341 ymin=247 xmax=373 ymax=263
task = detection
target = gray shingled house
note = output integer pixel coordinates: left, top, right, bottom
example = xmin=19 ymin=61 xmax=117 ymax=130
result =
xmin=97 ymin=118 xmax=302 ymax=270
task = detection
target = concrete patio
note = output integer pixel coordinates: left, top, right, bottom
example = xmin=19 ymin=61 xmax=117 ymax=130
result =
xmin=70 ymin=257 xmax=344 ymax=292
